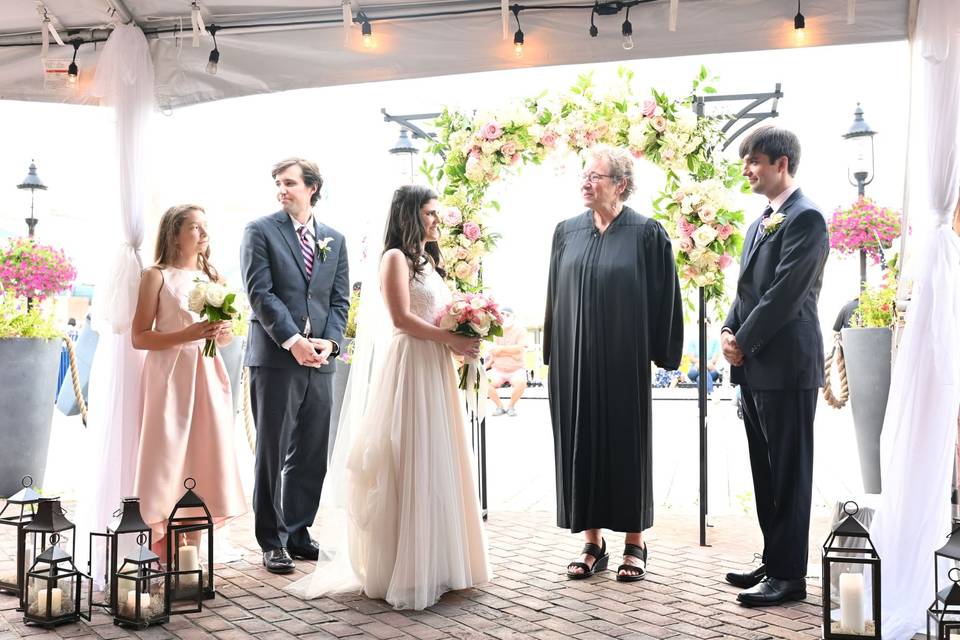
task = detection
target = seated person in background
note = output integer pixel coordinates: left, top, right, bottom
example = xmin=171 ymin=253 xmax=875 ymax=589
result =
xmin=652 ymin=363 xmax=683 ymax=388
xmin=685 ymin=322 xmax=721 ymax=393
xmin=486 ymin=307 xmax=528 ymax=416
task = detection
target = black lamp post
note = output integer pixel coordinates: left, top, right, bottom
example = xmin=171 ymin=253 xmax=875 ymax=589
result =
xmin=821 ymin=501 xmax=881 ymax=639
xmin=88 ymin=497 xmax=152 ymax=614
xmin=389 ymin=128 xmax=419 ymax=183
xmin=0 ymin=476 xmax=42 ymax=598
xmin=16 ymin=160 xmax=47 ymax=238
xmin=842 ymin=104 xmax=877 ymax=287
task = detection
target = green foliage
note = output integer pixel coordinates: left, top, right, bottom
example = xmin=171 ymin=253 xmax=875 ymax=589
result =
xmin=0 ymin=294 xmax=61 ymax=339
xmin=345 ymin=289 xmax=361 ymax=339
xmin=852 ymin=266 xmax=898 ymax=329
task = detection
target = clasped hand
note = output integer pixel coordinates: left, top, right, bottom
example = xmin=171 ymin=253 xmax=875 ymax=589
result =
xmin=185 ymin=320 xmax=231 ymax=342
xmin=721 ymin=331 xmax=744 ymax=367
xmin=292 ymin=337 xmax=334 ymax=367
xmin=448 ymin=334 xmax=481 ymax=359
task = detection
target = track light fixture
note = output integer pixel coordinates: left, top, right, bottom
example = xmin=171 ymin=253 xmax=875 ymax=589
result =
xmin=67 ymin=39 xmax=80 ymax=84
xmin=205 ymin=25 xmax=220 ymax=75
xmin=511 ymin=4 xmax=524 ymax=58
xmin=359 ymin=13 xmax=374 ymax=48
xmin=794 ymin=0 xmax=805 ymax=31
xmin=621 ymin=7 xmax=633 ymax=50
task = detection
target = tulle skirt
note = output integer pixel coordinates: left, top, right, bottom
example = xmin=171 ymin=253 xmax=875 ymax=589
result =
xmin=290 ymin=334 xmax=490 ymax=610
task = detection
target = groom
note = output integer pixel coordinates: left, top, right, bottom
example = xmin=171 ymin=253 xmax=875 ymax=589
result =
xmin=720 ymin=126 xmax=828 ymax=606
xmin=240 ymin=157 xmax=350 ymax=574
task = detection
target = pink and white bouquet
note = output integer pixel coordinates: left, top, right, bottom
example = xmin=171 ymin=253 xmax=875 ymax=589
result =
xmin=187 ymin=280 xmax=242 ymax=357
xmin=437 ymin=292 xmax=504 ymax=390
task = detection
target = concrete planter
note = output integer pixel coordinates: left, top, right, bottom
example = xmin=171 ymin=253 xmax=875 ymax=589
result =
xmin=0 ymin=338 xmax=62 ymax=496
xmin=841 ymin=327 xmax=893 ymax=494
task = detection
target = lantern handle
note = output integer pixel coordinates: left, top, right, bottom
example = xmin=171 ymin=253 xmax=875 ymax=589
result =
xmin=137 ymin=533 xmax=147 ymax=546
xmin=842 ymin=500 xmax=859 ymax=516
xmin=184 ymin=477 xmax=197 ymax=490
xmin=112 ymin=508 xmax=122 ymax=518
xmin=21 ymin=475 xmax=33 ymax=488
xmin=50 ymin=533 xmax=60 ymax=545
xmin=950 ymin=568 xmax=960 ymax=583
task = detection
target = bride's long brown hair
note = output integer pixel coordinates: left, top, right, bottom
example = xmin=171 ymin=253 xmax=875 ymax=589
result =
xmin=153 ymin=204 xmax=220 ymax=282
xmin=383 ymin=185 xmax=445 ymax=280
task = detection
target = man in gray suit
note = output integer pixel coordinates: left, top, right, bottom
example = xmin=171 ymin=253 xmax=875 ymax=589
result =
xmin=240 ymin=158 xmax=350 ymax=574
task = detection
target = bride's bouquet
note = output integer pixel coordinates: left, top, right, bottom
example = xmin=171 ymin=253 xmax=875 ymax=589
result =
xmin=437 ymin=292 xmax=504 ymax=390
xmin=187 ymin=280 xmax=242 ymax=357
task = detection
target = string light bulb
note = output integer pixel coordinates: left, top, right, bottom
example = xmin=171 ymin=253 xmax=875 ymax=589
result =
xmin=360 ymin=15 xmax=374 ymax=48
xmin=589 ymin=5 xmax=599 ymax=38
xmin=794 ymin=0 xmax=805 ymax=31
xmin=621 ymin=8 xmax=634 ymax=50
xmin=67 ymin=40 xmax=80 ymax=84
xmin=511 ymin=5 xmax=524 ymax=58
xmin=205 ymin=25 xmax=220 ymax=75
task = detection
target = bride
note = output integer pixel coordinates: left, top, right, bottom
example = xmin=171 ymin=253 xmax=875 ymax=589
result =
xmin=287 ymin=184 xmax=491 ymax=610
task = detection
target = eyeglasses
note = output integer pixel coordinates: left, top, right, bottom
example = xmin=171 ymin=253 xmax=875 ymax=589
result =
xmin=581 ymin=172 xmax=620 ymax=184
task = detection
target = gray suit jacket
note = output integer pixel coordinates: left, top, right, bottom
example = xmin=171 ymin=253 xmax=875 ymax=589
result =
xmin=240 ymin=211 xmax=350 ymax=371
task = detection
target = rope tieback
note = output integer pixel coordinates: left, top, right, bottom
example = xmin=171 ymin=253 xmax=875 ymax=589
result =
xmin=823 ymin=331 xmax=849 ymax=409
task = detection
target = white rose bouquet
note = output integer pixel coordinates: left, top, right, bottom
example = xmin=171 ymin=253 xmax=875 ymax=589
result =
xmin=187 ymin=279 xmax=242 ymax=357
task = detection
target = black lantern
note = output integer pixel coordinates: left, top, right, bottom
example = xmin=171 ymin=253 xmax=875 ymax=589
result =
xmin=0 ymin=475 xmax=42 ymax=597
xmin=88 ymin=497 xmax=152 ymax=613
xmin=928 ymin=567 xmax=960 ymax=639
xmin=166 ymin=479 xmax=214 ymax=600
xmin=19 ymin=498 xmax=75 ymax=612
xmin=822 ymin=501 xmax=881 ymax=639
xmin=112 ymin=533 xmax=201 ymax=628
xmin=22 ymin=533 xmax=91 ymax=627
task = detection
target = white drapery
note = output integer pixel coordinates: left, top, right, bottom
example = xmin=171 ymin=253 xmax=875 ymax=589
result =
xmin=870 ymin=1 xmax=960 ymax=638
xmin=75 ymin=23 xmax=154 ymax=571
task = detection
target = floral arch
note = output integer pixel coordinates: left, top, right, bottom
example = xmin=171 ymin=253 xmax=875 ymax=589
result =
xmin=425 ymin=67 xmax=750 ymax=313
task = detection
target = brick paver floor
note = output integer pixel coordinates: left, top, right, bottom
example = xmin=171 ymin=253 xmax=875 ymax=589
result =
xmin=2 ymin=508 xmax=915 ymax=640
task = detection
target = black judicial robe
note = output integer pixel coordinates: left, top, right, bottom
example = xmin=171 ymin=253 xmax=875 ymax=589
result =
xmin=544 ymin=207 xmax=683 ymax=533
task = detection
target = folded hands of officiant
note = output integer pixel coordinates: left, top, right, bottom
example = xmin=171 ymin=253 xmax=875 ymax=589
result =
xmin=721 ymin=330 xmax=744 ymax=367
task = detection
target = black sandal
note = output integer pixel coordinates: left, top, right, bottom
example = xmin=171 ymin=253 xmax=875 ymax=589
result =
xmin=616 ymin=542 xmax=647 ymax=582
xmin=566 ymin=538 xmax=609 ymax=579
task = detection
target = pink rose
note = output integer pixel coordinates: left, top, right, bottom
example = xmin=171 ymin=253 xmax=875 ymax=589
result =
xmin=679 ymin=237 xmax=694 ymax=252
xmin=698 ymin=206 xmax=717 ymax=223
xmin=480 ymin=121 xmax=502 ymax=141
xmin=462 ymin=222 xmax=482 ymax=242
xmin=641 ymin=99 xmax=657 ymax=118
xmin=500 ymin=141 xmax=517 ymax=157
xmin=718 ymin=254 xmax=733 ymax=270
xmin=650 ymin=116 xmax=667 ymax=132
xmin=717 ymin=223 xmax=734 ymax=241
xmin=510 ymin=153 xmax=521 ymax=166
xmin=630 ymin=148 xmax=645 ymax=159
xmin=441 ymin=207 xmax=463 ymax=226
xmin=540 ymin=131 xmax=558 ymax=148
xmin=678 ymin=218 xmax=696 ymax=238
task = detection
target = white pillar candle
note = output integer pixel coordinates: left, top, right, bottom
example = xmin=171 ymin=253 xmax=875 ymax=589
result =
xmin=37 ymin=587 xmax=62 ymax=616
xmin=178 ymin=545 xmax=199 ymax=586
xmin=839 ymin=572 xmax=866 ymax=633
xmin=125 ymin=590 xmax=150 ymax=616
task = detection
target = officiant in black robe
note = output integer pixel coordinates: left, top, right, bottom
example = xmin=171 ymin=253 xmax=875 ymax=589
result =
xmin=544 ymin=146 xmax=683 ymax=581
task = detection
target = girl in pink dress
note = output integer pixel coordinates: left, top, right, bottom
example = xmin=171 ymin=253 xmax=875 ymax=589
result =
xmin=131 ymin=204 xmax=247 ymax=555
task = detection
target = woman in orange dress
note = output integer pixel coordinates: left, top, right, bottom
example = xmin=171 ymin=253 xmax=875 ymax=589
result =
xmin=130 ymin=204 xmax=247 ymax=555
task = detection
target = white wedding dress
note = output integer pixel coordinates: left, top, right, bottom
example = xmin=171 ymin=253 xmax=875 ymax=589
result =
xmin=288 ymin=259 xmax=490 ymax=610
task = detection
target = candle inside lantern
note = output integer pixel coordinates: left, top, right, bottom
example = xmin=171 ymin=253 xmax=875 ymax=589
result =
xmin=125 ymin=590 xmax=150 ymax=616
xmin=178 ymin=544 xmax=199 ymax=586
xmin=839 ymin=572 xmax=866 ymax=633
xmin=37 ymin=587 xmax=62 ymax=616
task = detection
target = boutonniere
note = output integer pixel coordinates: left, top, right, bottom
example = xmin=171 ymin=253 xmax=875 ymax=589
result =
xmin=316 ymin=236 xmax=335 ymax=262
xmin=761 ymin=212 xmax=787 ymax=236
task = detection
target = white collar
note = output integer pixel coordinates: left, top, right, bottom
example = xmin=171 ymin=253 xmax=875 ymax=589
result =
xmin=768 ymin=185 xmax=800 ymax=214
xmin=289 ymin=214 xmax=314 ymax=233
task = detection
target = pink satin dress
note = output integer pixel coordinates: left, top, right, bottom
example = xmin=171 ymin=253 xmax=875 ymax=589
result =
xmin=133 ymin=267 xmax=247 ymax=544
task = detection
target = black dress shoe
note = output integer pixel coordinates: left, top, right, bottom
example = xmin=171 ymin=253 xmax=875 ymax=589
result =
xmin=725 ymin=564 xmax=766 ymax=589
xmin=262 ymin=548 xmax=295 ymax=574
xmin=737 ymin=576 xmax=806 ymax=607
xmin=287 ymin=539 xmax=321 ymax=561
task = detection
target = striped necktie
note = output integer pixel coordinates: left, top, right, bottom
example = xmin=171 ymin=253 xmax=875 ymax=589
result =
xmin=298 ymin=225 xmax=314 ymax=278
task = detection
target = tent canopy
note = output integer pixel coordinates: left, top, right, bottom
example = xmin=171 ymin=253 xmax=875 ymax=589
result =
xmin=0 ymin=0 xmax=909 ymax=110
